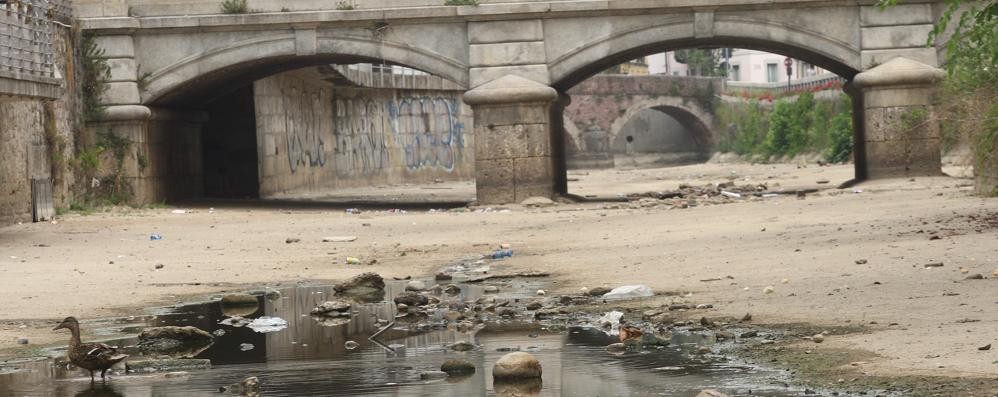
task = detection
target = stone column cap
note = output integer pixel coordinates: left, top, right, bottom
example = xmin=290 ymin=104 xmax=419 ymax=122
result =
xmin=853 ymin=57 xmax=945 ymax=89
xmin=102 ymin=105 xmax=152 ymax=121
xmin=464 ymin=74 xmax=557 ymax=106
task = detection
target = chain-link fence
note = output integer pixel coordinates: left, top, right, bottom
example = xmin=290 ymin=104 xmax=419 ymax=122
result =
xmin=1 ymin=0 xmax=73 ymax=81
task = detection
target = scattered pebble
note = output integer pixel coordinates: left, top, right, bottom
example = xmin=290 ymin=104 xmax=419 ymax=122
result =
xmin=812 ymin=334 xmax=825 ymax=343
xmin=536 ymin=290 xmax=546 ymax=296
xmin=344 ymin=341 xmax=360 ymax=350
xmin=155 ymin=264 xmax=164 ymax=270
xmin=16 ymin=337 xmax=28 ymax=345
xmin=239 ymin=343 xmax=254 ymax=351
xmin=763 ymin=286 xmax=775 ymax=294
xmin=855 ymin=259 xmax=867 ymax=265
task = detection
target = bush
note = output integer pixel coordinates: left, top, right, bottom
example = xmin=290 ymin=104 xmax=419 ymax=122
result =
xmin=221 ymin=0 xmax=248 ymax=14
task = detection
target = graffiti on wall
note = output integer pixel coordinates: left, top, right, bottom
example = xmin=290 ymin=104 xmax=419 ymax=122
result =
xmin=279 ymin=86 xmax=466 ymax=176
xmin=388 ymin=97 xmax=465 ymax=171
xmin=283 ymin=86 xmax=327 ymax=173
xmin=332 ymin=98 xmax=392 ymax=176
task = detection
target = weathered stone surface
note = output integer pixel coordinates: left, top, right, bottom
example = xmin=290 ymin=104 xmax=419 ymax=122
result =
xmin=221 ymin=294 xmax=259 ymax=306
xmin=492 ymin=352 xmax=542 ymax=380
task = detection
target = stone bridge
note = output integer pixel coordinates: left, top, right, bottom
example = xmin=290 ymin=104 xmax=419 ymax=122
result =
xmin=562 ymin=75 xmax=721 ymax=167
xmin=77 ymin=0 xmax=948 ymax=204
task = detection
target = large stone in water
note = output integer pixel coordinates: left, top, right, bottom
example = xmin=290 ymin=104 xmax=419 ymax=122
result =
xmin=137 ymin=326 xmax=214 ymax=357
xmin=310 ymin=299 xmax=352 ymax=316
xmin=440 ymin=359 xmax=476 ymax=375
xmin=492 ymin=352 xmax=542 ymax=380
xmin=394 ymin=291 xmax=429 ymax=306
xmin=334 ymin=272 xmax=386 ymax=302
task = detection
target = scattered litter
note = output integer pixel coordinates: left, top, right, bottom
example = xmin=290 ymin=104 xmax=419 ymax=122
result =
xmin=150 ymin=234 xmax=163 ymax=241
xmin=246 ymin=317 xmax=288 ymax=333
xmin=781 ymin=278 xmax=789 ymax=284
xmin=239 ymin=343 xmax=254 ymax=351
xmin=855 ymin=259 xmax=868 ymax=265
xmin=597 ymin=310 xmax=624 ymax=335
xmin=345 ymin=208 xmax=361 ymax=214
xmin=323 ymin=236 xmax=358 ymax=243
xmin=979 ymin=344 xmax=992 ymax=351
xmin=491 ymin=249 xmax=514 ymax=259
xmin=720 ymin=191 xmax=741 ymax=198
xmin=816 ymin=180 xmax=830 ymax=184
xmin=536 ymin=289 xmax=546 ymax=296
xmin=924 ymin=262 xmax=944 ymax=268
xmin=345 ymin=257 xmax=362 ymax=265
xmin=285 ymin=238 xmax=301 ymax=244
xmin=763 ymin=286 xmax=775 ymax=294
xmin=852 ymin=189 xmax=863 ymax=194
xmin=602 ymin=285 xmax=654 ymax=299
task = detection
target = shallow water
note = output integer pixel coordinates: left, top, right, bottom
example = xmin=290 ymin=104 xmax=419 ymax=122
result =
xmin=0 ymin=280 xmax=805 ymax=396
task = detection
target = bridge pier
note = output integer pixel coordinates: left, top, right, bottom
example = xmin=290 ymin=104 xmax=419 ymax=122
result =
xmin=93 ymin=106 xmax=205 ymax=204
xmin=464 ymin=75 xmax=559 ymax=205
xmin=853 ymin=57 xmax=946 ymax=178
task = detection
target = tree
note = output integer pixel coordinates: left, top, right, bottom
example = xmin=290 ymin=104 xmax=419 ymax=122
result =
xmin=674 ymin=49 xmax=725 ymax=77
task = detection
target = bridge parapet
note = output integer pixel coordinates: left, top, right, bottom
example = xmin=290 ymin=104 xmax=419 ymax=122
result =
xmin=1 ymin=0 xmax=73 ymax=99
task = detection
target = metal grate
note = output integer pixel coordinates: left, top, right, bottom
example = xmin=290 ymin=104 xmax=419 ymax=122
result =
xmin=0 ymin=0 xmax=72 ymax=80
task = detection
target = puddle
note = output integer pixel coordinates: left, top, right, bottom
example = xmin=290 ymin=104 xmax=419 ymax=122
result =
xmin=1 ymin=277 xmax=807 ymax=396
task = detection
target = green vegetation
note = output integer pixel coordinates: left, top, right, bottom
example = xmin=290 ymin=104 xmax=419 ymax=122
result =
xmin=444 ymin=0 xmax=479 ymax=5
xmin=336 ymin=2 xmax=355 ymax=10
xmin=716 ymin=93 xmax=853 ymax=163
xmin=673 ymin=49 xmax=726 ymax=77
xmin=220 ymin=0 xmax=248 ymax=14
xmin=80 ymin=32 xmax=109 ymax=123
xmin=72 ymin=129 xmax=135 ymax=207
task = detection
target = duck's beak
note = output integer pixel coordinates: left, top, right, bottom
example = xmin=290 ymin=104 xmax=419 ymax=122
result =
xmin=53 ymin=323 xmax=64 ymax=331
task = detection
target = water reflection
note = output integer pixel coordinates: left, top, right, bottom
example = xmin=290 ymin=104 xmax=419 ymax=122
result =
xmin=0 ymin=282 xmax=801 ymax=396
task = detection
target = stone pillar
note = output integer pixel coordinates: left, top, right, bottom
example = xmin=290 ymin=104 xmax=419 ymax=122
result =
xmin=550 ymin=93 xmax=571 ymax=195
xmin=853 ymin=57 xmax=945 ymax=178
xmin=464 ymin=75 xmax=558 ymax=205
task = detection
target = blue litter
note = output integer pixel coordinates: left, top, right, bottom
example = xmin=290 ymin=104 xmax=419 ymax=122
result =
xmin=491 ymin=249 xmax=513 ymax=259
xmin=150 ymin=234 xmax=163 ymax=241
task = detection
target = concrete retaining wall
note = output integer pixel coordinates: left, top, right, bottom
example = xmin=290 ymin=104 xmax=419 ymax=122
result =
xmin=254 ymin=69 xmax=474 ymax=197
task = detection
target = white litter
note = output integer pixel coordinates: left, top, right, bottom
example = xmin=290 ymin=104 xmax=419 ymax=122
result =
xmin=171 ymin=209 xmax=187 ymax=214
xmin=597 ymin=310 xmax=625 ymax=336
xmin=720 ymin=191 xmax=742 ymax=198
xmin=323 ymin=236 xmax=358 ymax=243
xmin=602 ymin=285 xmax=654 ymax=300
xmin=247 ymin=316 xmax=288 ymax=333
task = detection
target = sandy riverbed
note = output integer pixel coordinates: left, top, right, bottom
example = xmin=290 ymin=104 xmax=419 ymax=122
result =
xmin=1 ymin=162 xmax=995 ymax=386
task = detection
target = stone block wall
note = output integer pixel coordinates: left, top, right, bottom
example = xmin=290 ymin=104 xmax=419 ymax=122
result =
xmin=0 ymin=23 xmax=78 ymax=225
xmin=254 ymin=69 xmax=474 ymax=198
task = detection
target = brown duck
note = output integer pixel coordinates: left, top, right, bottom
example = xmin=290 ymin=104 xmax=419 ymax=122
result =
xmin=53 ymin=316 xmax=128 ymax=382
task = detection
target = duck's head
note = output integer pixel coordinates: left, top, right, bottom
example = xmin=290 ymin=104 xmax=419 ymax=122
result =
xmin=53 ymin=316 xmax=78 ymax=331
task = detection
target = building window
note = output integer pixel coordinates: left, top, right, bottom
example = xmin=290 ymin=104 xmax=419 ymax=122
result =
xmin=731 ymin=65 xmax=740 ymax=81
xmin=766 ymin=63 xmax=778 ymax=83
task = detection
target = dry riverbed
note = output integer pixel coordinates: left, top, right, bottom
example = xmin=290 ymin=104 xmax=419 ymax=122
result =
xmin=1 ymin=162 xmax=995 ymax=395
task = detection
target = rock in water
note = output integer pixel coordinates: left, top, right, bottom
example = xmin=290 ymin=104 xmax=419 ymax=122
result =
xmin=605 ymin=343 xmax=627 ymax=354
xmin=310 ymin=300 xmax=352 ymax=316
xmin=220 ymin=376 xmax=260 ymax=396
xmin=394 ymin=291 xmax=429 ymax=306
xmin=137 ymin=326 xmax=215 ymax=357
xmin=334 ymin=272 xmax=386 ymax=302
xmin=492 ymin=352 xmax=542 ymax=380
xmin=419 ymin=371 xmax=448 ymax=380
xmin=450 ymin=341 xmax=476 ymax=351
xmin=440 ymin=359 xmax=476 ymax=375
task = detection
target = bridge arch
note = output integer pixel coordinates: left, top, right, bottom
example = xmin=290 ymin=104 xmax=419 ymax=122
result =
xmin=143 ymin=33 xmax=469 ymax=106
xmin=608 ymin=97 xmax=715 ymax=152
xmin=549 ymin=17 xmax=861 ymax=90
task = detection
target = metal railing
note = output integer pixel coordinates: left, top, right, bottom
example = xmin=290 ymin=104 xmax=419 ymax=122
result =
xmin=0 ymin=0 xmax=73 ymax=81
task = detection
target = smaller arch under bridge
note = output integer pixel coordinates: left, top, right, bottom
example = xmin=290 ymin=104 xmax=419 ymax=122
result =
xmin=78 ymin=0 xmax=948 ymax=204
xmin=562 ymin=75 xmax=721 ymax=168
